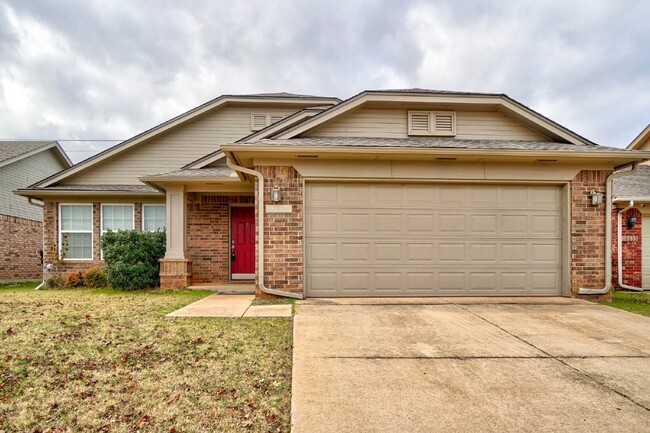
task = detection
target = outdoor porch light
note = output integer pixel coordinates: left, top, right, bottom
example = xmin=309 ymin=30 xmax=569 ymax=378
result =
xmin=270 ymin=186 xmax=282 ymax=202
xmin=628 ymin=212 xmax=637 ymax=229
xmin=590 ymin=191 xmax=604 ymax=206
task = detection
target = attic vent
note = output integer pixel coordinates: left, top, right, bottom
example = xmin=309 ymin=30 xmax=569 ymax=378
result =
xmin=251 ymin=113 xmax=286 ymax=131
xmin=408 ymin=111 xmax=456 ymax=136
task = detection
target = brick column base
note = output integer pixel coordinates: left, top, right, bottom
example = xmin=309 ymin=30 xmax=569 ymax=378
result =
xmin=159 ymin=258 xmax=193 ymax=289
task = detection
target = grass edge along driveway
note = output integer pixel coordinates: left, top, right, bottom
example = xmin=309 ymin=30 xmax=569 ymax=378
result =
xmin=0 ymin=282 xmax=293 ymax=432
xmin=601 ymin=291 xmax=650 ymax=317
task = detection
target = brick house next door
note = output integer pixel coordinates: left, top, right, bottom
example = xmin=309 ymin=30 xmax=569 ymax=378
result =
xmin=231 ymin=206 xmax=255 ymax=280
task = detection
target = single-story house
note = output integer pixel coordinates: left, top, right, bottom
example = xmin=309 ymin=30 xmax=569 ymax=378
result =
xmin=1 ymin=141 xmax=71 ymax=282
xmin=610 ymin=124 xmax=650 ymax=291
xmin=16 ymin=90 xmax=650 ymax=300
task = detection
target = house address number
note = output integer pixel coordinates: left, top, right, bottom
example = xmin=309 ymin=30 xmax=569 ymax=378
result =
xmin=622 ymin=236 xmax=638 ymax=242
xmin=266 ymin=204 xmax=293 ymax=214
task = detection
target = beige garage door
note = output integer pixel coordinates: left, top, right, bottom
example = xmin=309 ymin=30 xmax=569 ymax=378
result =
xmin=305 ymin=182 xmax=564 ymax=297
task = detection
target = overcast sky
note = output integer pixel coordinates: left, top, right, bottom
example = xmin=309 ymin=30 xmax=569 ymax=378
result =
xmin=0 ymin=0 xmax=648 ymax=162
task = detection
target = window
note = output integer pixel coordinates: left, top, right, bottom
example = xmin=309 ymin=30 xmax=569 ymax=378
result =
xmin=59 ymin=204 xmax=93 ymax=260
xmin=407 ymin=111 xmax=456 ymax=136
xmin=102 ymin=204 xmax=134 ymax=233
xmin=250 ymin=113 xmax=286 ymax=131
xmin=143 ymin=205 xmax=166 ymax=231
xmin=101 ymin=205 xmax=134 ymax=258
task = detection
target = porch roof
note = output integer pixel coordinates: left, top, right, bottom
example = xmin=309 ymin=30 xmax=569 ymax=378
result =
xmin=140 ymin=167 xmax=240 ymax=182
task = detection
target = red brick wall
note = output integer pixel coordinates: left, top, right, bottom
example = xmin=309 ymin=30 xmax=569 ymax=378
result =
xmin=611 ymin=206 xmax=642 ymax=289
xmin=0 ymin=214 xmax=42 ymax=282
xmin=42 ymin=201 xmax=146 ymax=280
xmin=571 ymin=170 xmax=612 ymax=301
xmin=186 ymin=195 xmax=254 ymax=284
xmin=256 ymin=166 xmax=303 ymax=296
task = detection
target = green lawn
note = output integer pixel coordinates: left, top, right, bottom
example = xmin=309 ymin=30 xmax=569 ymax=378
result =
xmin=0 ymin=282 xmax=293 ymax=432
xmin=601 ymin=291 xmax=650 ymax=317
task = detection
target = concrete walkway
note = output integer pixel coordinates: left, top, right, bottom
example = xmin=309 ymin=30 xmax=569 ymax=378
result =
xmin=166 ymin=294 xmax=292 ymax=318
xmin=292 ymin=297 xmax=650 ymax=433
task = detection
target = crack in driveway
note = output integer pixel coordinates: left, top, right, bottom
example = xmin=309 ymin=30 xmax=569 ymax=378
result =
xmin=451 ymin=302 xmax=650 ymax=412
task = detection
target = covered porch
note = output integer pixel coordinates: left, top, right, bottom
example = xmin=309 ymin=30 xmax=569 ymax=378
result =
xmin=140 ymin=166 xmax=256 ymax=289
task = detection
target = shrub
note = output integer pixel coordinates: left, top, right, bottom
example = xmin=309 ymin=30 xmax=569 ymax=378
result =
xmin=45 ymin=275 xmax=64 ymax=289
xmin=64 ymin=271 xmax=85 ymax=288
xmin=82 ymin=268 xmax=108 ymax=288
xmin=101 ymin=230 xmax=166 ymax=290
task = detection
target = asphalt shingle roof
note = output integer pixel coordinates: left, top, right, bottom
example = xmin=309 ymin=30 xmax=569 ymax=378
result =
xmin=23 ymin=184 xmax=159 ymax=193
xmin=246 ymin=137 xmax=629 ymax=152
xmin=0 ymin=140 xmax=57 ymax=163
xmin=613 ymin=165 xmax=650 ymax=198
xmin=144 ymin=167 xmax=237 ymax=178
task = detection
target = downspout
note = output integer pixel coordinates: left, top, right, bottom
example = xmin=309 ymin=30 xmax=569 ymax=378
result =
xmin=226 ymin=157 xmax=304 ymax=299
xmin=617 ymin=201 xmax=648 ymax=291
xmin=27 ymin=198 xmax=46 ymax=291
xmin=579 ymin=163 xmax=639 ymax=295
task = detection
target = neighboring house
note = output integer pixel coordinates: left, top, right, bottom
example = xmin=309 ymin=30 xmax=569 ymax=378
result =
xmin=610 ymin=124 xmax=650 ymax=290
xmin=16 ymin=90 xmax=650 ymax=300
xmin=1 ymin=141 xmax=71 ymax=282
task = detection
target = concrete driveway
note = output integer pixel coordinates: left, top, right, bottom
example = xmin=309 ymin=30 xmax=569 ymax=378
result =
xmin=291 ymin=298 xmax=650 ymax=433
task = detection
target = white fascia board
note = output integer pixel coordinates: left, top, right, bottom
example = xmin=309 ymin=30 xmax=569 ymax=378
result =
xmin=627 ymin=123 xmax=650 ymax=149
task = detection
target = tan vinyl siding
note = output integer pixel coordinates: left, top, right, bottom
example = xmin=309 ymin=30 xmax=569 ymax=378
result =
xmin=0 ymin=149 xmax=69 ymax=220
xmin=304 ymin=108 xmax=548 ymax=141
xmin=66 ymin=106 xmax=296 ymax=185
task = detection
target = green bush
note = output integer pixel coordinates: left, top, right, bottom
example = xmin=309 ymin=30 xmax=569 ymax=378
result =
xmin=101 ymin=230 xmax=166 ymax=290
xmin=82 ymin=268 xmax=108 ymax=288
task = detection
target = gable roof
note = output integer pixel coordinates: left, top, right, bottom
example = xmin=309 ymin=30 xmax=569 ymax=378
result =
xmin=180 ymin=107 xmax=330 ymax=170
xmin=0 ymin=140 xmax=72 ymax=169
xmin=31 ymin=93 xmax=340 ymax=188
xmin=627 ymin=123 xmax=650 ymax=149
xmin=271 ymin=89 xmax=597 ymax=146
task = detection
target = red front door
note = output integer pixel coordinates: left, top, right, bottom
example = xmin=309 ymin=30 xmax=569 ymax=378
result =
xmin=231 ymin=206 xmax=255 ymax=280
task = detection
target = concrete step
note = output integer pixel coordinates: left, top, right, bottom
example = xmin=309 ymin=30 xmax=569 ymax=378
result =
xmin=188 ymin=283 xmax=255 ymax=295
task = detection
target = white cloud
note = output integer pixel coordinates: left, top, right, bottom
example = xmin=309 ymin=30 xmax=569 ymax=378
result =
xmin=0 ymin=0 xmax=648 ymax=162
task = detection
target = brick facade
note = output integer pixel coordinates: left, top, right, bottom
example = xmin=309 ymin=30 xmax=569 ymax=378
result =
xmin=570 ymin=170 xmax=612 ymax=301
xmin=37 ymin=168 xmax=619 ymax=298
xmin=0 ymin=214 xmax=42 ymax=282
xmin=186 ymin=194 xmax=254 ymax=284
xmin=255 ymin=166 xmax=304 ymax=297
xmin=611 ymin=206 xmax=642 ymax=289
xmin=42 ymin=201 xmax=145 ymax=280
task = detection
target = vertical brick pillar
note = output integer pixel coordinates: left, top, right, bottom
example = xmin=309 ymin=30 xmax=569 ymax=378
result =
xmin=255 ymin=166 xmax=304 ymax=298
xmin=159 ymin=258 xmax=192 ymax=288
xmin=611 ymin=206 xmax=642 ymax=289
xmin=571 ymin=170 xmax=612 ymax=301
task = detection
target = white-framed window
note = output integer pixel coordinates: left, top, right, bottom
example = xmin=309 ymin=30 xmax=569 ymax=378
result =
xmin=142 ymin=204 xmax=166 ymax=231
xmin=101 ymin=204 xmax=134 ymax=258
xmin=59 ymin=204 xmax=93 ymax=261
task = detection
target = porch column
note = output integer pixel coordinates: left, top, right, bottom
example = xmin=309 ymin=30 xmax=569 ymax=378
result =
xmin=159 ymin=184 xmax=192 ymax=288
xmin=165 ymin=184 xmax=187 ymax=259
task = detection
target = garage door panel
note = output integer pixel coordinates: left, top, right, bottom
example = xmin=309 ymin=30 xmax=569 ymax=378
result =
xmin=306 ymin=183 xmax=563 ymax=297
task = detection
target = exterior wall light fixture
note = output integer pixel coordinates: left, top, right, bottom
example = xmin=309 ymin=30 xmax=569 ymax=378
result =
xmin=590 ymin=191 xmax=604 ymax=206
xmin=628 ymin=212 xmax=637 ymax=229
xmin=270 ymin=186 xmax=282 ymax=203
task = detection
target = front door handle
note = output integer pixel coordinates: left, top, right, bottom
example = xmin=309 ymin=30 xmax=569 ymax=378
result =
xmin=231 ymin=240 xmax=236 ymax=261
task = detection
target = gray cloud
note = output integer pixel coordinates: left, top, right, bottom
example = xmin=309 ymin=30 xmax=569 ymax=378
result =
xmin=0 ymin=0 xmax=648 ymax=162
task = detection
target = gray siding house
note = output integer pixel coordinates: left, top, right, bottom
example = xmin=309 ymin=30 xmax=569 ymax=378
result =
xmin=0 ymin=141 xmax=71 ymax=282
